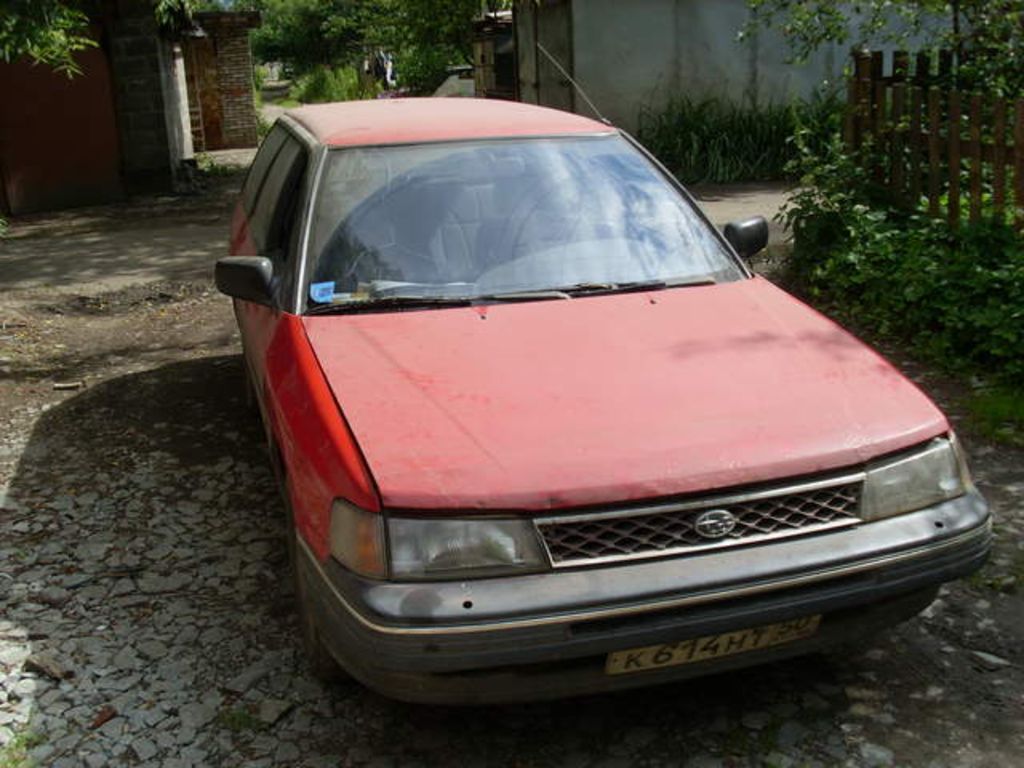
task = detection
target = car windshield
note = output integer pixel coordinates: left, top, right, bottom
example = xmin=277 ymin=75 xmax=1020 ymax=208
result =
xmin=307 ymin=135 xmax=743 ymax=307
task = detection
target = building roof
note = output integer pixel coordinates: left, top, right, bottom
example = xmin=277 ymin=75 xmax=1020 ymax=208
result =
xmin=287 ymin=98 xmax=612 ymax=148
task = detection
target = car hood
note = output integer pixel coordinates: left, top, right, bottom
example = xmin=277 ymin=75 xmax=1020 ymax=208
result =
xmin=303 ymin=277 xmax=947 ymax=511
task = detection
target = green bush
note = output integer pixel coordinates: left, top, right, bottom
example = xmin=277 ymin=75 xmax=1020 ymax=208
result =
xmin=290 ymin=65 xmax=379 ymax=104
xmin=256 ymin=113 xmax=272 ymax=143
xmin=784 ymin=135 xmax=1024 ymax=386
xmin=394 ymin=44 xmax=461 ymax=95
xmin=637 ymin=91 xmax=842 ymax=184
xmin=252 ymin=63 xmax=267 ymax=93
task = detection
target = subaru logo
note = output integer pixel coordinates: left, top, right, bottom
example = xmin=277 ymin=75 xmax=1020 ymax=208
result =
xmin=694 ymin=509 xmax=736 ymax=539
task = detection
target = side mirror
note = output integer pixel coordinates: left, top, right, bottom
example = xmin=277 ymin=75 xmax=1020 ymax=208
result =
xmin=215 ymin=257 xmax=274 ymax=305
xmin=723 ymin=216 xmax=769 ymax=260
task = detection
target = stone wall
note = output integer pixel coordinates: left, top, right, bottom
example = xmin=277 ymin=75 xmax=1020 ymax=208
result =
xmin=107 ymin=1 xmax=176 ymax=191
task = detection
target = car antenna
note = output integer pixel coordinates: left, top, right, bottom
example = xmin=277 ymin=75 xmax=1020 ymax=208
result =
xmin=535 ymin=42 xmax=612 ymax=126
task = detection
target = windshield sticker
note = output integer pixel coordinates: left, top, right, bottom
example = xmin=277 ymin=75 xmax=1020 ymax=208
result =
xmin=310 ymin=281 xmax=336 ymax=303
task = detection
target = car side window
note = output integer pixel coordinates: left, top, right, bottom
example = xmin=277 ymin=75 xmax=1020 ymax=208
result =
xmin=241 ymin=126 xmax=287 ymax=215
xmin=251 ymin=136 xmax=308 ymax=254
xmin=249 ymin=133 xmax=310 ymax=303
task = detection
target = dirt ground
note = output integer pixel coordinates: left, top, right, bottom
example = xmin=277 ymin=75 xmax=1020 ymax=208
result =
xmin=0 ymin=172 xmax=1021 ymax=768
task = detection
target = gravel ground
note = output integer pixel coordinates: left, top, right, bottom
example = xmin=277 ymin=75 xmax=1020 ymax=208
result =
xmin=0 ymin=181 xmax=1022 ymax=768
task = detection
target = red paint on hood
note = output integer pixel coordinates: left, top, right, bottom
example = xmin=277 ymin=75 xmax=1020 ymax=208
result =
xmin=303 ymin=278 xmax=947 ymax=511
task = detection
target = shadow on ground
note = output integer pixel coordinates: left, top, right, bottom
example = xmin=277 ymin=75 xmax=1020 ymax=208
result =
xmin=0 ymin=226 xmax=227 ymax=294
xmin=1 ymin=354 xmax=878 ymax=767
xmin=0 ymin=171 xmax=244 ymax=296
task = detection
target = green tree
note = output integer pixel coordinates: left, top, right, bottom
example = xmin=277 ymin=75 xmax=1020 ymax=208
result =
xmin=0 ymin=1 xmax=96 ymax=75
xmin=747 ymin=0 xmax=1024 ymax=95
xmin=247 ymin=0 xmax=374 ymax=74
xmin=155 ymin=0 xmax=203 ymax=34
xmin=1 ymin=0 xmax=204 ymax=75
xmin=246 ymin=0 xmax=506 ymax=93
xmin=368 ymin=0 xmax=492 ymax=93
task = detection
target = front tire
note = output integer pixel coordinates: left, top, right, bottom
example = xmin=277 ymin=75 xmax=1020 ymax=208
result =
xmin=242 ymin=362 xmax=259 ymax=415
xmin=284 ymin=489 xmax=348 ymax=683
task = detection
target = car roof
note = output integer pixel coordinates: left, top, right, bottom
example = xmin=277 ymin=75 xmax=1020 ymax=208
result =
xmin=287 ymin=98 xmax=613 ymax=148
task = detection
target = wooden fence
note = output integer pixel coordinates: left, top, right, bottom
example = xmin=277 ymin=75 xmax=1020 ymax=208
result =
xmin=845 ymin=50 xmax=1024 ymax=229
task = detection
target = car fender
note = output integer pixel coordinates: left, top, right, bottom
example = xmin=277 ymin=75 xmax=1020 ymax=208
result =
xmin=263 ymin=314 xmax=380 ymax=559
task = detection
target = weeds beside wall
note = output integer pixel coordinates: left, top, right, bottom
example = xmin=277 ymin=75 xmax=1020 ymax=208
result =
xmin=637 ymin=93 xmax=842 ymax=184
xmin=290 ymin=65 xmax=379 ymax=104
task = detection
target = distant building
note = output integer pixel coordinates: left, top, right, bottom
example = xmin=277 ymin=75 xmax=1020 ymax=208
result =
xmin=182 ymin=11 xmax=262 ymax=152
xmin=473 ymin=11 xmax=516 ymax=101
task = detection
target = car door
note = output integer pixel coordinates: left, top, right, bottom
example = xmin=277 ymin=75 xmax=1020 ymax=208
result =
xmin=233 ymin=125 xmax=311 ymax=403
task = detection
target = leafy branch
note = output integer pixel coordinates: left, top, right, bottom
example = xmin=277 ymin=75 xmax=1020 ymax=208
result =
xmin=0 ymin=1 xmax=96 ymax=76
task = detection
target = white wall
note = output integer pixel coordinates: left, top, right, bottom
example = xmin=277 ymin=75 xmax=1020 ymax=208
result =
xmin=157 ymin=40 xmax=195 ymax=187
xmin=569 ymin=0 xmax=847 ymax=132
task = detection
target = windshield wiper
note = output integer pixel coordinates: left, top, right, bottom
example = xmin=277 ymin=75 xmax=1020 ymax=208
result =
xmin=556 ymin=276 xmax=717 ymax=296
xmin=305 ymin=277 xmax=717 ymax=314
xmin=627 ymin=275 xmax=718 ymax=290
xmin=306 ymin=295 xmax=474 ymax=315
xmin=482 ymin=289 xmax=572 ymax=301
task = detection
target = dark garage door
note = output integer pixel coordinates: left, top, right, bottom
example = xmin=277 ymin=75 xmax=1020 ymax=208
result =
xmin=0 ymin=39 xmax=123 ymax=215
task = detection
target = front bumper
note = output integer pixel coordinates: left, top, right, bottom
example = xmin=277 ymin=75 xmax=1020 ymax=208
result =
xmin=298 ymin=491 xmax=991 ymax=703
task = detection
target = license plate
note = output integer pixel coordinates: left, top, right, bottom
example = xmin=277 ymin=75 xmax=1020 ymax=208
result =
xmin=605 ymin=615 xmax=822 ymax=675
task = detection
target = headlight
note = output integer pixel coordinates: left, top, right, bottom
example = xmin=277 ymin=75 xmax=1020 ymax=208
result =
xmin=860 ymin=437 xmax=970 ymax=522
xmin=329 ymin=499 xmax=387 ymax=578
xmin=387 ymin=517 xmax=547 ymax=580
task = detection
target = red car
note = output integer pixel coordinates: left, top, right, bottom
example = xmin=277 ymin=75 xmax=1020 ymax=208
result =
xmin=216 ymin=98 xmax=990 ymax=703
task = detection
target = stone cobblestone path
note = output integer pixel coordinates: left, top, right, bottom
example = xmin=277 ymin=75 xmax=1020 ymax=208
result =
xmin=1 ymin=180 xmax=1021 ymax=767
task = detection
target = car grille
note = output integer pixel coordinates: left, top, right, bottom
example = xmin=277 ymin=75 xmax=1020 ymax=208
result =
xmin=536 ymin=480 xmax=862 ymax=567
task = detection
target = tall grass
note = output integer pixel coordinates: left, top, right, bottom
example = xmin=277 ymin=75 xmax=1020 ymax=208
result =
xmin=290 ymin=65 xmax=380 ymax=104
xmin=637 ymin=93 xmax=843 ymax=184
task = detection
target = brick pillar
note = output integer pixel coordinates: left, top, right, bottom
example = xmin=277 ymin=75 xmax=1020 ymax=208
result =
xmin=216 ymin=22 xmax=259 ymax=148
